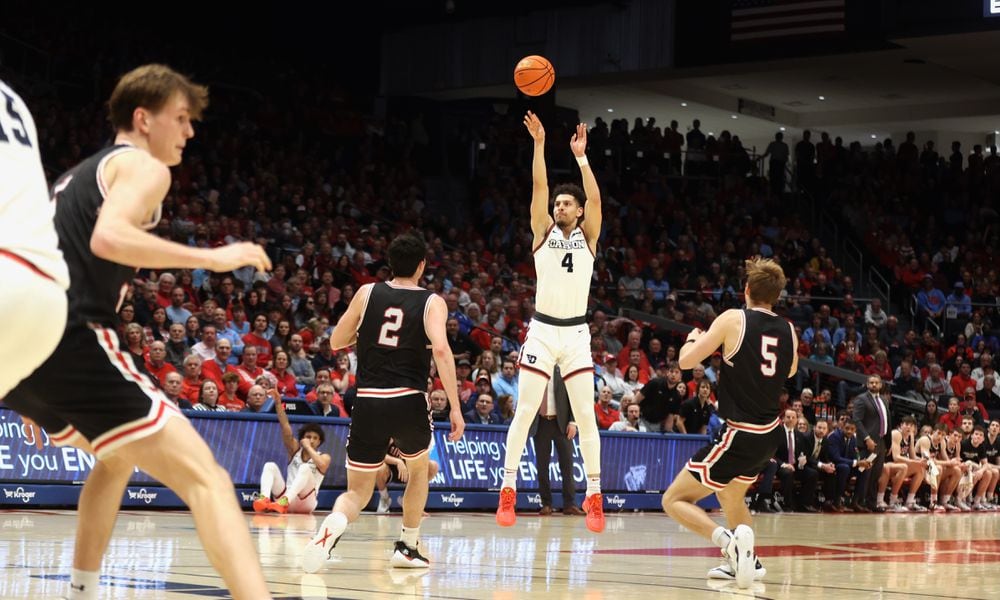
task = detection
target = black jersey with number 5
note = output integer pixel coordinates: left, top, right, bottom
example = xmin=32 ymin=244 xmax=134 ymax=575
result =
xmin=355 ymin=282 xmax=434 ymax=391
xmin=716 ymin=308 xmax=795 ymax=426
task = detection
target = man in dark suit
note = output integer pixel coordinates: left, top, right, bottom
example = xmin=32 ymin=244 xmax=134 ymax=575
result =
xmin=532 ymin=366 xmax=584 ymax=516
xmin=773 ymin=408 xmax=819 ymax=512
xmin=824 ymin=419 xmax=872 ymax=511
xmin=852 ymin=375 xmax=890 ymax=512
xmin=464 ymin=392 xmax=504 ymax=425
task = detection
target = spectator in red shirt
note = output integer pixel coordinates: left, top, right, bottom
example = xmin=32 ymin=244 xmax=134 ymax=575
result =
xmin=961 ymin=387 xmax=990 ymax=424
xmin=950 ymin=362 xmax=976 ymax=398
xmin=617 ymin=328 xmax=651 ymax=376
xmin=242 ymin=312 xmax=273 ymax=368
xmin=180 ymin=354 xmax=206 ymax=406
xmin=155 ymin=272 xmax=176 ymax=308
xmin=594 ymin=386 xmax=621 ymax=430
xmin=939 ymin=397 xmax=963 ymax=431
xmin=866 ymin=350 xmax=893 ymax=382
xmin=218 ymin=372 xmax=246 ymax=411
xmin=330 ymin=351 xmax=356 ymax=396
xmin=145 ymin=340 xmax=177 ymax=386
xmin=201 ymin=338 xmax=235 ymax=387
xmin=269 ymin=350 xmax=300 ymax=398
xmin=234 ymin=345 xmax=264 ymax=398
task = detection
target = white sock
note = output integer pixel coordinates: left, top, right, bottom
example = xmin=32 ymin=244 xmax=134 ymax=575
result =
xmin=379 ymin=488 xmax=390 ymax=501
xmin=316 ymin=511 xmax=348 ymax=544
xmin=586 ymin=475 xmax=601 ymax=497
xmin=906 ymin=493 xmax=916 ymax=505
xmin=889 ymin=494 xmax=898 ymax=505
xmin=69 ymin=569 xmax=98 ymax=600
xmin=502 ymin=468 xmax=517 ymax=491
xmin=711 ymin=526 xmax=732 ymax=550
xmin=400 ymin=525 xmax=420 ymax=548
xmin=941 ymin=494 xmax=951 ymax=504
xmin=565 ymin=373 xmax=602 ymax=474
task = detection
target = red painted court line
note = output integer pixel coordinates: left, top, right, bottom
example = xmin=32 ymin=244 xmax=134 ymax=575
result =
xmin=592 ymin=544 xmax=857 ymax=558
xmin=824 ymin=551 xmax=1000 ymax=564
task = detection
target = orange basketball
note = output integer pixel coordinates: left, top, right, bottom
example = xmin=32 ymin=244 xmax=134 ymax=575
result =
xmin=514 ymin=55 xmax=555 ymax=97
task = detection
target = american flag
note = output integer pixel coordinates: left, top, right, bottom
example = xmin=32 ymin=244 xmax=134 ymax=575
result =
xmin=731 ymin=0 xmax=845 ymax=42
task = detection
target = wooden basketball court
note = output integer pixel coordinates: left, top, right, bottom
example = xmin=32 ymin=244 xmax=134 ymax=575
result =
xmin=1 ymin=508 xmax=995 ymax=599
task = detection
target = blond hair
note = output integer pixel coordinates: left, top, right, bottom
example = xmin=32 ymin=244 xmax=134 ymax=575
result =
xmin=109 ymin=64 xmax=208 ymax=131
xmin=744 ymin=256 xmax=786 ymax=306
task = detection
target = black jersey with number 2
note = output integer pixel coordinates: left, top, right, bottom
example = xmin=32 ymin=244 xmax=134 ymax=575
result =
xmin=355 ymin=282 xmax=434 ymax=391
xmin=716 ymin=308 xmax=795 ymax=426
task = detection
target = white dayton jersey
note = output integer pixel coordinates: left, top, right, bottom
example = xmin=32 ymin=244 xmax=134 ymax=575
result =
xmin=533 ymin=224 xmax=594 ymax=318
xmin=288 ymin=448 xmax=324 ymax=493
xmin=0 ymin=79 xmax=69 ymax=289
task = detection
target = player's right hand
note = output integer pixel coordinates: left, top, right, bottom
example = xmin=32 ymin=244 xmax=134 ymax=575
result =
xmin=448 ymin=409 xmax=465 ymax=441
xmin=524 ymin=111 xmax=545 ymax=142
xmin=211 ymin=242 xmax=272 ymax=273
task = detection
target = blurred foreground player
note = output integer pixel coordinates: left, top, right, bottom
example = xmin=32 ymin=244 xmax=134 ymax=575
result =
xmin=3 ymin=64 xmax=273 ymax=599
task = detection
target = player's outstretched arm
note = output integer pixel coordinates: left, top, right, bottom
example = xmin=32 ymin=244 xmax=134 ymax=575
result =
xmin=571 ymin=122 xmax=602 ymax=251
xmin=525 ymin=111 xmax=552 ymax=243
xmin=93 ymin=151 xmax=271 ymax=272
xmin=275 ymin=395 xmax=298 ymax=457
xmin=426 ymin=295 xmax=464 ymax=441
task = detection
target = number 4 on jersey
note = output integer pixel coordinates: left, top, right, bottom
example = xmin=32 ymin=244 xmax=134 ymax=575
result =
xmin=561 ymin=252 xmax=574 ymax=273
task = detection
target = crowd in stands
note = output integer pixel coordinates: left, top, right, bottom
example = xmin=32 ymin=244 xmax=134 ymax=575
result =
xmin=9 ymin=21 xmax=999 ymax=513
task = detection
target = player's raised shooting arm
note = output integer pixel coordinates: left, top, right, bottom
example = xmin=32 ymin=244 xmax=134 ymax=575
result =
xmin=330 ymin=284 xmax=373 ymax=351
xmin=525 ymin=111 xmax=552 ymax=243
xmin=572 ymin=123 xmax=602 ymax=251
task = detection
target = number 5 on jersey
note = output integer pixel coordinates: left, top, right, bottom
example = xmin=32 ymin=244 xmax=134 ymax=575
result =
xmin=378 ymin=307 xmax=404 ymax=347
xmin=760 ymin=335 xmax=778 ymax=377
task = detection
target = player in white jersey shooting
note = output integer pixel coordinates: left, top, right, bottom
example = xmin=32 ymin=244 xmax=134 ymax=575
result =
xmin=496 ymin=111 xmax=605 ymax=533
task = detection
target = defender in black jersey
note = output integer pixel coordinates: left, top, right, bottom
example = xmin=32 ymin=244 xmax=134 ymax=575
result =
xmin=3 ymin=65 xmax=272 ymax=599
xmin=304 ymin=234 xmax=464 ymax=573
xmin=662 ymin=257 xmax=798 ymax=589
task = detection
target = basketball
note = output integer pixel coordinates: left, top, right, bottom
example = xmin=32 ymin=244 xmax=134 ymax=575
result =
xmin=514 ymin=55 xmax=555 ymax=97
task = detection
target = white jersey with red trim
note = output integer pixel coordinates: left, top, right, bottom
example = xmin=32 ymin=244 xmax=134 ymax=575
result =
xmin=533 ymin=225 xmax=594 ymax=318
xmin=0 ymin=79 xmax=69 ymax=288
xmin=288 ymin=448 xmax=324 ymax=494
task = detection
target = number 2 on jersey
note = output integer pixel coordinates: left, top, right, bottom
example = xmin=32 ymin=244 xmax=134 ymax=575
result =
xmin=378 ymin=307 xmax=404 ymax=347
xmin=561 ymin=252 xmax=574 ymax=273
xmin=760 ymin=335 xmax=778 ymax=377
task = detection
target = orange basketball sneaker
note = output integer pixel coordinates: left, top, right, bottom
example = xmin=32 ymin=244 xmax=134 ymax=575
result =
xmin=251 ymin=492 xmax=270 ymax=513
xmin=496 ymin=487 xmax=517 ymax=527
xmin=582 ymin=493 xmax=605 ymax=533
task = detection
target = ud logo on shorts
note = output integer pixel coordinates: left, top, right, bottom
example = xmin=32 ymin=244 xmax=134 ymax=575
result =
xmin=525 ymin=354 xmax=537 ymax=364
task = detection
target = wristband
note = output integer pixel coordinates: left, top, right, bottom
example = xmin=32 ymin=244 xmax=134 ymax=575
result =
xmin=576 ymin=155 xmax=589 ymax=167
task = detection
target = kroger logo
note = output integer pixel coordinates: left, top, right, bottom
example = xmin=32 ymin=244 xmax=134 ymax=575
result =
xmin=526 ymin=493 xmax=542 ymax=505
xmin=605 ymin=495 xmax=627 ymax=508
xmin=440 ymin=493 xmax=464 ymax=507
xmin=127 ymin=488 xmax=158 ymax=504
xmin=2 ymin=487 xmax=36 ymax=503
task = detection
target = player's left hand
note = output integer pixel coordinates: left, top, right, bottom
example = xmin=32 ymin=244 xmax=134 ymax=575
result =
xmin=448 ymin=409 xmax=465 ymax=441
xmin=300 ymin=438 xmax=312 ymax=450
xmin=570 ymin=123 xmax=588 ymax=157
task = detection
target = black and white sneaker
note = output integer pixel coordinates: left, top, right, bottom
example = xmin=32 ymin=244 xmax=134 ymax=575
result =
xmin=731 ymin=524 xmax=756 ymax=589
xmin=707 ymin=556 xmax=766 ymax=580
xmin=390 ymin=540 xmax=430 ymax=568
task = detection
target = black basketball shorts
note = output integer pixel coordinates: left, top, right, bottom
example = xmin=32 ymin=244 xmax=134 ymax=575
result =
xmin=4 ymin=324 xmax=184 ymax=459
xmin=686 ymin=417 xmax=783 ymax=491
xmin=345 ymin=389 xmax=432 ymax=472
